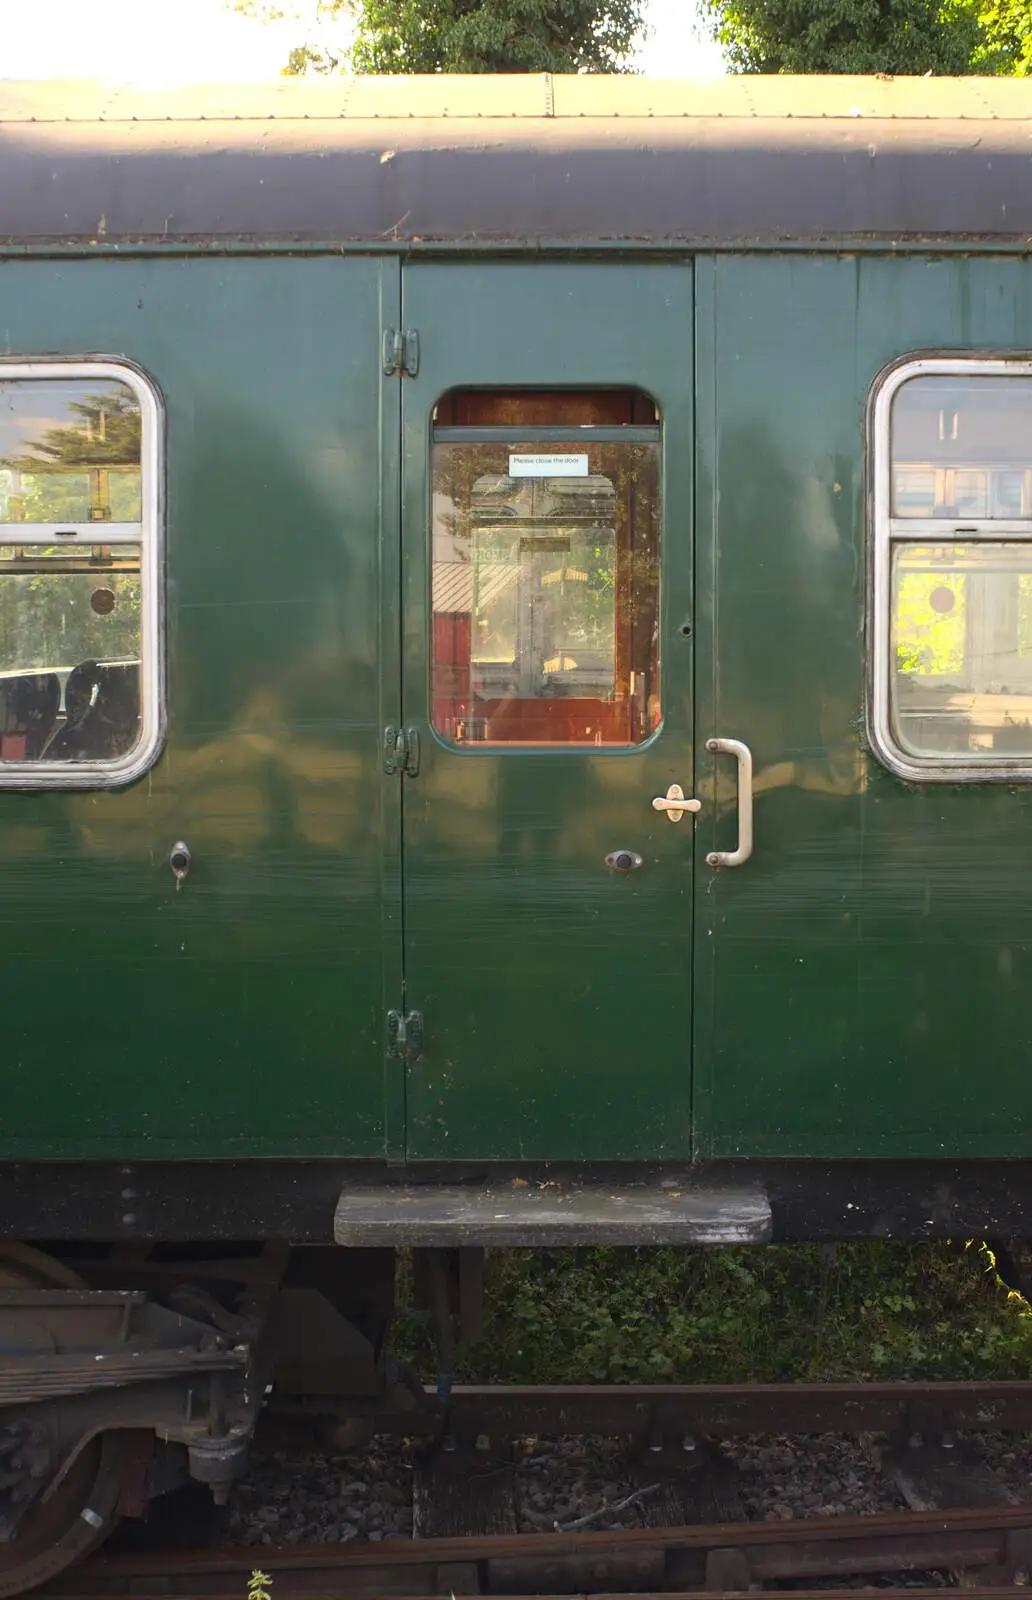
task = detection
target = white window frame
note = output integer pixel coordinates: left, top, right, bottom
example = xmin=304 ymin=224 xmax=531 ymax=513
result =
xmin=0 ymin=357 xmax=164 ymax=790
xmin=868 ymin=353 xmax=1032 ymax=784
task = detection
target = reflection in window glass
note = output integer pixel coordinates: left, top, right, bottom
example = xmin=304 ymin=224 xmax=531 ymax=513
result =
xmin=892 ymin=542 xmax=1032 ymax=759
xmin=891 ymin=377 xmax=1032 ymax=519
xmin=467 ymin=473 xmax=616 ymax=699
xmin=0 ymin=379 xmax=142 ymax=524
xmin=0 ymin=366 xmax=151 ymax=776
xmin=432 ymin=440 xmax=660 ymax=746
xmin=0 ymin=548 xmax=141 ymax=763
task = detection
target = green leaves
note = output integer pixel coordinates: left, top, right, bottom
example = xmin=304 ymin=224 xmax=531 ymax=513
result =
xmin=243 ymin=0 xmax=645 ymax=74
xmin=976 ymin=0 xmax=1032 ymax=72
xmin=701 ymin=0 xmax=1019 ymax=75
xmin=395 ymin=1241 xmax=1032 ymax=1385
xmin=241 ymin=0 xmax=1028 ymax=81
xmin=349 ymin=0 xmax=643 ymax=73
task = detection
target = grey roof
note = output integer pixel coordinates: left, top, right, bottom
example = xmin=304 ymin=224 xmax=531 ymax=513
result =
xmin=2 ymin=75 xmax=1032 ymax=246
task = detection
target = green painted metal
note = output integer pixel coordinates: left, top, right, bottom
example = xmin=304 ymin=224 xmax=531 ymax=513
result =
xmin=399 ymin=261 xmax=694 ymax=1162
xmin=5 ymin=242 xmax=1032 ymax=1169
xmin=694 ymin=252 xmax=1032 ymax=1159
xmin=0 ymin=256 xmax=398 ymax=1158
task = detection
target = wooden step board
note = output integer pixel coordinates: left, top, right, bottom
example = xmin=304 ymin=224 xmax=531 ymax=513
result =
xmin=333 ymin=1175 xmax=771 ymax=1247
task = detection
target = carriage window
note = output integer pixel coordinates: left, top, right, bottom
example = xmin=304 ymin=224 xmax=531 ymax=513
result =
xmin=431 ymin=389 xmax=661 ymax=747
xmin=0 ymin=365 xmax=162 ymax=786
xmin=873 ymin=360 xmax=1032 ymax=777
xmin=892 ymin=378 xmax=1032 ymax=519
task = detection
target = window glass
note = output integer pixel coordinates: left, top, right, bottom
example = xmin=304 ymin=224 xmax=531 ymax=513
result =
xmin=431 ymin=421 xmax=660 ymax=747
xmin=0 ymin=548 xmax=141 ymax=763
xmin=0 ymin=379 xmax=142 ymax=524
xmin=891 ymin=377 xmax=1032 ymax=519
xmin=892 ymin=542 xmax=1032 ymax=760
xmin=0 ymin=366 xmax=157 ymax=782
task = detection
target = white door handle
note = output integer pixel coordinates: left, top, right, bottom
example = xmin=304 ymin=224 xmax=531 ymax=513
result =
xmin=706 ymin=738 xmax=753 ymax=867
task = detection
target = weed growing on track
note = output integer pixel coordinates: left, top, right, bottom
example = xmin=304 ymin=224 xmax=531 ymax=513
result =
xmin=394 ymin=1242 xmax=1032 ymax=1384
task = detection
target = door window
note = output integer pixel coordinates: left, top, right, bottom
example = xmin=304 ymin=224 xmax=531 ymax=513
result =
xmin=0 ymin=362 xmax=163 ymax=787
xmin=430 ymin=389 xmax=661 ymax=747
xmin=871 ymin=359 xmax=1032 ymax=778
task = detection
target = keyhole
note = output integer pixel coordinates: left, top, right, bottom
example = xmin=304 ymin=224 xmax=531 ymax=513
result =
xmin=170 ymin=841 xmax=191 ymax=890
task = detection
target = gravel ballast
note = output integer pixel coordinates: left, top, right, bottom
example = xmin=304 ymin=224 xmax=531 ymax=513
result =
xmin=226 ymin=1430 xmax=910 ymax=1546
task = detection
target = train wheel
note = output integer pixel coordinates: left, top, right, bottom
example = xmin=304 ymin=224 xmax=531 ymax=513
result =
xmin=0 ymin=1245 xmax=129 ymax=1597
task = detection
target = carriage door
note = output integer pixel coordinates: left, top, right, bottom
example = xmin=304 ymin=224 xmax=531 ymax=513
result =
xmin=398 ymin=262 xmax=695 ymax=1161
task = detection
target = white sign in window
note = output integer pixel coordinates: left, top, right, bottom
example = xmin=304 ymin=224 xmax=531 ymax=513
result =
xmin=508 ymin=453 xmax=589 ymax=478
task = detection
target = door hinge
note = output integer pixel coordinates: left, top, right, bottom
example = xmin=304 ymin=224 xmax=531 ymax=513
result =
xmin=383 ymin=725 xmax=420 ymax=776
xmin=387 ymin=1008 xmax=424 ymax=1064
xmin=382 ymin=327 xmax=420 ymax=378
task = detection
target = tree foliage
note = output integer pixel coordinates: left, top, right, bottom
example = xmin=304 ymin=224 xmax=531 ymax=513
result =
xmin=701 ymin=0 xmax=1019 ymax=75
xmin=348 ymin=0 xmax=643 ymax=73
xmin=0 ymin=390 xmax=142 ymax=523
xmin=2 ymin=392 xmax=140 ymax=478
xmin=978 ymin=0 xmax=1032 ymax=72
xmin=237 ymin=0 xmax=644 ymax=74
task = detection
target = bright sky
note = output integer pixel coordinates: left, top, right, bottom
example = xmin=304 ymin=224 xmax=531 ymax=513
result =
xmin=0 ymin=0 xmax=725 ymax=82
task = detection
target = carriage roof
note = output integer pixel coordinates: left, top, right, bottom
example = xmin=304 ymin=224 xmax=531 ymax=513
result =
xmin=1 ymin=75 xmax=1030 ymax=247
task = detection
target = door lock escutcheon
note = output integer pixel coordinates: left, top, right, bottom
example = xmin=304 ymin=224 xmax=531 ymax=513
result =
xmin=606 ymin=849 xmax=643 ymax=873
xmin=652 ymin=783 xmax=702 ymax=823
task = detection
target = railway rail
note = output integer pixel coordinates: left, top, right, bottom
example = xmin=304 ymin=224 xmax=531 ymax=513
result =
xmin=34 ymin=1504 xmax=1032 ymax=1596
xmin=323 ymin=1377 xmax=1032 ymax=1437
xmin=36 ymin=1378 xmax=1032 ymax=1596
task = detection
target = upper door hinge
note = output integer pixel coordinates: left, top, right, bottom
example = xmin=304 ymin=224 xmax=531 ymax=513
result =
xmin=383 ymin=725 xmax=420 ymax=777
xmin=382 ymin=327 xmax=420 ymax=378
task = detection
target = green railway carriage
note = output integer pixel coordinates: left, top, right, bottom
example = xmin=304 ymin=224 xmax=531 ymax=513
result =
xmin=0 ymin=70 xmax=1031 ymax=1584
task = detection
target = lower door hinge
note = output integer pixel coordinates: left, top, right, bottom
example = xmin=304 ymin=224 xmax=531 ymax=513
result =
xmin=387 ymin=1008 xmax=424 ymax=1065
xmin=383 ymin=725 xmax=420 ymax=776
xmin=382 ymin=327 xmax=420 ymax=378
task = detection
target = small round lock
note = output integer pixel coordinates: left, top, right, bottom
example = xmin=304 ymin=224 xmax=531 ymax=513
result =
xmin=606 ymin=849 xmax=643 ymax=873
xmin=169 ymin=841 xmax=191 ymax=883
